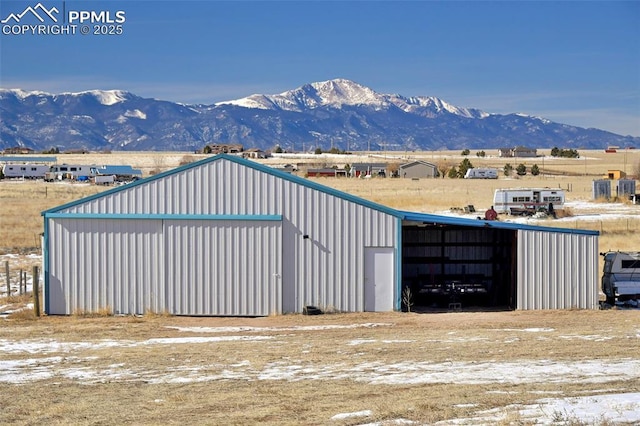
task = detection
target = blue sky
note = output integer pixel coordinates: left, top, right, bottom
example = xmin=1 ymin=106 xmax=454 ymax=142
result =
xmin=1 ymin=0 xmax=639 ymax=137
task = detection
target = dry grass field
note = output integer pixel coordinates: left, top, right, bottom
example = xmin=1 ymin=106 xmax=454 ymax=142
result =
xmin=2 ymin=148 xmax=638 ymax=252
xmin=1 ymin=149 xmax=640 ymax=424
xmin=1 ymin=311 xmax=640 ymax=425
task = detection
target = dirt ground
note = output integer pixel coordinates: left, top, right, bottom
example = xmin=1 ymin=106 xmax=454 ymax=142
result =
xmin=1 ymin=310 xmax=640 ymax=425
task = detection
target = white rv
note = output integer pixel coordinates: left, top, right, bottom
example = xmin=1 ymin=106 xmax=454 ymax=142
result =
xmin=601 ymin=251 xmax=640 ymax=306
xmin=464 ymin=168 xmax=498 ymax=179
xmin=48 ymin=164 xmax=97 ymax=181
xmin=493 ymin=188 xmax=565 ymax=215
xmin=1 ymin=163 xmax=50 ymax=179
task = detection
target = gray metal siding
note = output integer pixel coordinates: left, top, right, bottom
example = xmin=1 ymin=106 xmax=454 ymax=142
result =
xmin=281 ymin=180 xmax=397 ymax=313
xmin=60 ymin=161 xmax=282 ymax=215
xmin=47 ymin=157 xmax=398 ymax=315
xmin=47 ymin=218 xmax=281 ymax=316
xmin=47 ymin=219 xmax=164 ymax=315
xmin=517 ymin=230 xmax=599 ymax=310
xmin=164 ymin=220 xmax=281 ymax=316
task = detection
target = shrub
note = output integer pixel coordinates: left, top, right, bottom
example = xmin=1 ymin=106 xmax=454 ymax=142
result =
xmin=504 ymin=164 xmax=513 ymax=176
xmin=531 ymin=164 xmax=540 ymax=176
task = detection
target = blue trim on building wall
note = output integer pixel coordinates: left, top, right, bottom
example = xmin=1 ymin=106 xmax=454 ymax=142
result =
xmin=399 ymin=211 xmax=599 ymax=236
xmin=43 ymin=213 xmax=283 ymax=221
xmin=395 ymin=218 xmax=403 ymax=311
xmin=43 ymin=219 xmax=49 ymax=315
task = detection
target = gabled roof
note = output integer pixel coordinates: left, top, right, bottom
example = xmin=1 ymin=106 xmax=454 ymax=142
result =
xmin=399 ymin=160 xmax=436 ymax=169
xmin=42 ymin=154 xmax=402 ymax=218
xmin=41 ymin=154 xmax=599 ymax=236
xmin=351 ymin=163 xmax=388 ymax=169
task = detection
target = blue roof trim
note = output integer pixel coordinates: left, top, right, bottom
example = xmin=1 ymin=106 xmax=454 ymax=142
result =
xmin=43 ymin=213 xmax=282 ymax=221
xmin=42 ymin=154 xmax=403 ymax=218
xmin=400 ymin=211 xmax=599 ymax=236
xmin=37 ymin=154 xmax=598 ymax=237
xmin=96 ymin=165 xmax=142 ymax=175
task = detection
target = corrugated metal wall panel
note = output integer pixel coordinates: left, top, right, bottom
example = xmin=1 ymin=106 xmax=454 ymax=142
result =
xmin=281 ymin=180 xmax=397 ymax=313
xmin=164 ymin=220 xmax=281 ymax=316
xmin=517 ymin=230 xmax=599 ymax=310
xmin=48 ymin=157 xmax=397 ymax=315
xmin=47 ymin=219 xmax=164 ymax=315
xmin=62 ymin=160 xmax=282 ymax=215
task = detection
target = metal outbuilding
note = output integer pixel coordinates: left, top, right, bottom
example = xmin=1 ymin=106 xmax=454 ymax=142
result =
xmin=41 ymin=154 xmax=600 ymax=316
xmin=399 ymin=160 xmax=438 ymax=179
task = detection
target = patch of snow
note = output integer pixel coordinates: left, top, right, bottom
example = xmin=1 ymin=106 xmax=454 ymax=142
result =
xmin=330 ymin=410 xmax=372 ymax=420
xmin=166 ymin=323 xmax=393 ymax=334
xmin=442 ymin=393 xmax=640 ymax=425
xmin=72 ymin=89 xmax=129 ymax=105
xmin=124 ymin=109 xmax=146 ymax=119
xmin=0 ymin=335 xmax=273 ymax=355
xmin=348 ymin=339 xmax=415 ymax=345
xmin=357 ymin=419 xmax=416 ymax=426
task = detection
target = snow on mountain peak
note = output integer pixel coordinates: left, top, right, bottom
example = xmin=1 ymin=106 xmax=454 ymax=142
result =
xmin=0 ymin=88 xmax=53 ymax=99
xmin=217 ymin=78 xmax=386 ymax=111
xmin=68 ymin=89 xmax=130 ymax=106
xmin=308 ymin=78 xmax=382 ymax=106
xmin=216 ymin=78 xmax=489 ymax=119
xmin=0 ymin=88 xmax=131 ymax=106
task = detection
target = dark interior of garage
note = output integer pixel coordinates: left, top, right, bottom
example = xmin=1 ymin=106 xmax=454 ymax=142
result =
xmin=402 ymin=223 xmax=516 ymax=312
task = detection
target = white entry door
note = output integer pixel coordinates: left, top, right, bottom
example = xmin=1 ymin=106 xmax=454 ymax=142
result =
xmin=364 ymin=247 xmax=395 ymax=312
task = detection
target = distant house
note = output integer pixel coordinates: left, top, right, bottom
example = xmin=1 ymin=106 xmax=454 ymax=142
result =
xmin=206 ymin=144 xmax=244 ymax=154
xmin=307 ymin=168 xmax=347 ymax=177
xmin=350 ymin=163 xmax=388 ymax=177
xmin=3 ymin=147 xmax=34 ymax=155
xmin=242 ymin=148 xmax=268 ymax=159
xmin=498 ymin=146 xmax=537 ymax=158
xmin=398 ymin=160 xmax=438 ymax=179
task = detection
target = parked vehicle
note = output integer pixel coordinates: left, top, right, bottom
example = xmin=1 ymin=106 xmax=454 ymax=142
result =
xmin=1 ymin=163 xmax=50 ymax=179
xmin=48 ymin=164 xmax=96 ymax=180
xmin=94 ymin=175 xmax=115 ymax=185
xmin=464 ymin=168 xmax=498 ymax=179
xmin=601 ymin=251 xmax=640 ymax=306
xmin=493 ymin=188 xmax=565 ymax=215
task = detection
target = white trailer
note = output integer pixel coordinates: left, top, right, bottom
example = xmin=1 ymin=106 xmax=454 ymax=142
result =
xmin=493 ymin=188 xmax=565 ymax=215
xmin=94 ymin=175 xmax=115 ymax=185
xmin=464 ymin=168 xmax=498 ymax=179
xmin=601 ymin=251 xmax=640 ymax=306
xmin=1 ymin=163 xmax=50 ymax=179
xmin=49 ymin=164 xmax=97 ymax=180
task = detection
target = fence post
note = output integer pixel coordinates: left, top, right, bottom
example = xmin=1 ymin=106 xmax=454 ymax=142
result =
xmin=19 ymin=269 xmax=23 ymax=295
xmin=33 ymin=266 xmax=40 ymax=317
xmin=4 ymin=261 xmax=9 ymax=298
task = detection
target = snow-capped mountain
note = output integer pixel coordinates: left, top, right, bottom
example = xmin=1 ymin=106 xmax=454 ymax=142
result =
xmin=217 ymin=78 xmax=488 ymax=119
xmin=1 ymin=79 xmax=637 ymax=152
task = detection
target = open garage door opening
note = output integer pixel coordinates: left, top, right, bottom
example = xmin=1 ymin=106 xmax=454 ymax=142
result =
xmin=402 ymin=223 xmax=516 ymax=312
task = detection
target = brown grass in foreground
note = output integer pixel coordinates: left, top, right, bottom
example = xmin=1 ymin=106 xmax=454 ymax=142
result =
xmin=0 ymin=311 xmax=638 ymax=425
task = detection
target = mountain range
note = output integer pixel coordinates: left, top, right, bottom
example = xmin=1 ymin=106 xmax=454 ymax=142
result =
xmin=1 ymin=78 xmax=637 ymax=152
